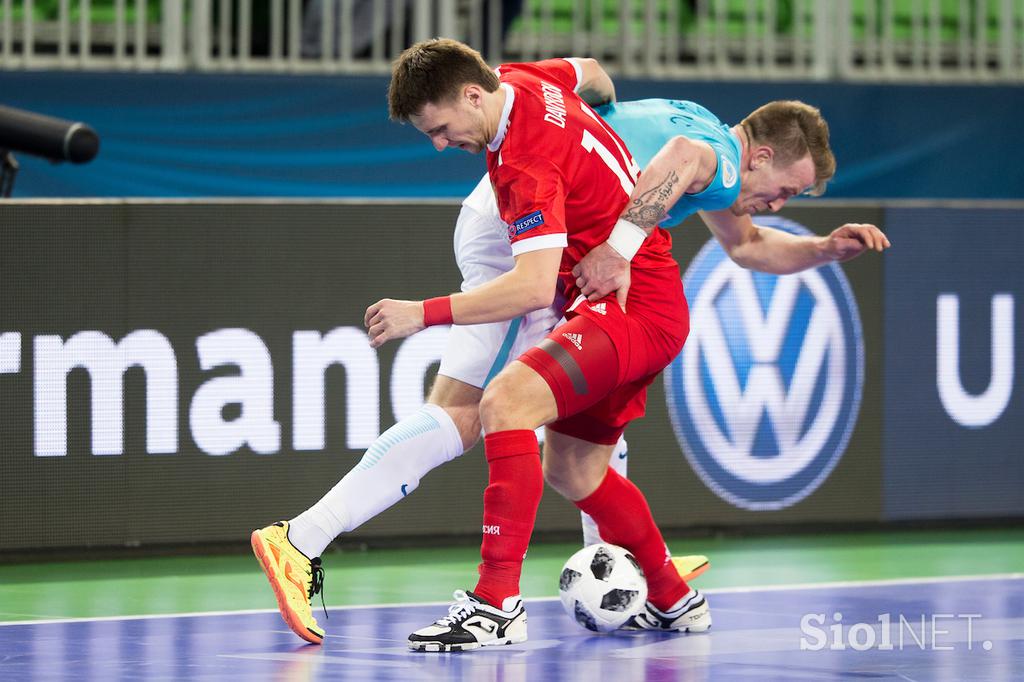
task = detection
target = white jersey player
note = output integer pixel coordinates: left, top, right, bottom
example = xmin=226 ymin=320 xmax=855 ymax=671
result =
xmin=285 ymin=173 xmax=625 ymax=561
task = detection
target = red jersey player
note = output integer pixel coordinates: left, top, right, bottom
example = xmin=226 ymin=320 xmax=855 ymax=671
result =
xmin=378 ymin=39 xmax=707 ymax=651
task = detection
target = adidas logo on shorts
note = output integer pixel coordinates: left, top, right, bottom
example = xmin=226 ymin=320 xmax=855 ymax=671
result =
xmin=590 ymin=302 xmax=607 ymax=315
xmin=562 ymin=332 xmax=583 ymax=350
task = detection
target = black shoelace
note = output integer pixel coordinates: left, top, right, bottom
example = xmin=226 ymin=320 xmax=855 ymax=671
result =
xmin=310 ymin=556 xmax=328 ymax=620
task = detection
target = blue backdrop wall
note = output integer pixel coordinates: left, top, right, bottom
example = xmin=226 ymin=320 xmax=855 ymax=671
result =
xmin=1 ymin=71 xmax=1020 ymax=199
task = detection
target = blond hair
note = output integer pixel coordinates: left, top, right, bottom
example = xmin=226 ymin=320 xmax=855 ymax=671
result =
xmin=741 ymin=100 xmax=835 ymax=196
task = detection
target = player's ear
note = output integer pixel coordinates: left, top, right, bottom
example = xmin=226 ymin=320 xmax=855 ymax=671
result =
xmin=751 ymin=145 xmax=774 ymax=170
xmin=464 ymin=84 xmax=484 ymax=108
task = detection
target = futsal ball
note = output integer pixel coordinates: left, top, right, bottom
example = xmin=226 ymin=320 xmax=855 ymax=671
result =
xmin=558 ymin=543 xmax=648 ymax=632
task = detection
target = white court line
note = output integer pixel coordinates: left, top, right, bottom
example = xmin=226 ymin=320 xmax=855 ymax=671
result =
xmin=698 ymin=571 xmax=1024 ymax=594
xmin=0 ymin=572 xmax=1020 ymax=628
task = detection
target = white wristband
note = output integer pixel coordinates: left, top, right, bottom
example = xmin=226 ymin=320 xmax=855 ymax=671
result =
xmin=606 ymin=218 xmax=648 ymax=261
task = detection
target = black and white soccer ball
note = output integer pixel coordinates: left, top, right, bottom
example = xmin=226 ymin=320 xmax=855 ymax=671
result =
xmin=558 ymin=543 xmax=647 ymax=632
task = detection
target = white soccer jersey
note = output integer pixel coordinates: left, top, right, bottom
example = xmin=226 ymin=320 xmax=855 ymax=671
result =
xmin=439 ymin=174 xmax=563 ymax=389
xmin=454 ymin=174 xmax=514 ymax=287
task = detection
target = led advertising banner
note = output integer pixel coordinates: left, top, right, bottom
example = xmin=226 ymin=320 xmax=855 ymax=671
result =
xmin=0 ymin=201 xmax=477 ymax=550
xmin=3 ymin=200 xmax=1013 ymax=553
xmin=657 ymin=205 xmax=885 ymax=529
xmin=882 ymin=207 xmax=1024 ymax=520
xmin=666 ymin=216 xmax=865 ymax=512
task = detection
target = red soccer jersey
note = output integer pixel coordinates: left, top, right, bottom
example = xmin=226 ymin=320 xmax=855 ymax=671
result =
xmin=486 ymin=59 xmax=677 ymax=307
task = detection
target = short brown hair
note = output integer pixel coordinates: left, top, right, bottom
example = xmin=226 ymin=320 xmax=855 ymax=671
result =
xmin=388 ymin=38 xmax=500 ymax=121
xmin=740 ymin=100 xmax=835 ymax=196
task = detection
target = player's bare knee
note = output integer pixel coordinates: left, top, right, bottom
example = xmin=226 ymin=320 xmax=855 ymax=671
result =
xmin=542 ymin=458 xmax=573 ymax=498
xmin=542 ymin=447 xmax=591 ymax=500
xmin=443 ymin=406 xmax=481 ymax=451
xmin=426 ymin=375 xmax=484 ymax=449
xmin=544 ymin=465 xmax=591 ymax=501
xmin=479 ymin=380 xmax=515 ymax=432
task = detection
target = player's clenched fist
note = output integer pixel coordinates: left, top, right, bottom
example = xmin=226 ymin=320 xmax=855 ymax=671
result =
xmin=824 ymin=223 xmax=891 ymax=262
xmin=365 ymin=298 xmax=425 ymax=348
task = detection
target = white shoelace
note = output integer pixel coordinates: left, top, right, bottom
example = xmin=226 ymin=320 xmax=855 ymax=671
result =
xmin=435 ymin=590 xmax=477 ymax=626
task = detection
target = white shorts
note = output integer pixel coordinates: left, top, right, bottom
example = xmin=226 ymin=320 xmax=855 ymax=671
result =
xmin=438 ymin=306 xmax=562 ymax=389
xmin=437 ymin=175 xmax=563 ymax=389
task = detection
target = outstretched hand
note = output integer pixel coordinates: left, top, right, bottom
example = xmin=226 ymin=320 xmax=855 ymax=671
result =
xmin=365 ymin=298 xmax=425 ymax=348
xmin=571 ymin=241 xmax=631 ymax=311
xmin=824 ymin=223 xmax=891 ymax=262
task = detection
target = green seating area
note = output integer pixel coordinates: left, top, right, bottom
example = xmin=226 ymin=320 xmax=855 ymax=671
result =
xmin=510 ymin=0 xmax=1015 ymax=44
xmin=1 ymin=0 xmax=161 ymax=24
xmin=1 ymin=1 xmax=1017 ymax=43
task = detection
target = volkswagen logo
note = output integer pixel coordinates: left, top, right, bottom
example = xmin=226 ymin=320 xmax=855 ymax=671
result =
xmin=665 ymin=217 xmax=864 ymax=510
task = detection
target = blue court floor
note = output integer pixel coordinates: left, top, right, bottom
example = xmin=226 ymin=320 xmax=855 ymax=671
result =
xmin=2 ymin=575 xmax=1021 ymax=681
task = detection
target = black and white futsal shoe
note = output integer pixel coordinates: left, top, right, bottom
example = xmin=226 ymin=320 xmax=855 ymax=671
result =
xmin=624 ymin=589 xmax=712 ymax=632
xmin=408 ymin=590 xmax=527 ymax=652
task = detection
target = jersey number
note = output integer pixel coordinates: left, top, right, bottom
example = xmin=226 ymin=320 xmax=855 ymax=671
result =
xmin=580 ymin=129 xmax=640 ymax=197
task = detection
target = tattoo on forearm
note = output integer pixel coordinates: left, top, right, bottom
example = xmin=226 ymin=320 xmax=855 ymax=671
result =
xmin=622 ymin=171 xmax=679 ymax=229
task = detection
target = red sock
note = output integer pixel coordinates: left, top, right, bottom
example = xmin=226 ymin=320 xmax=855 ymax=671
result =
xmin=574 ymin=468 xmax=689 ymax=611
xmin=473 ymin=430 xmax=543 ymax=608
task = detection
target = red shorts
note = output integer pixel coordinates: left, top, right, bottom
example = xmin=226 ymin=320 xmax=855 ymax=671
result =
xmin=518 ymin=265 xmax=689 ymax=444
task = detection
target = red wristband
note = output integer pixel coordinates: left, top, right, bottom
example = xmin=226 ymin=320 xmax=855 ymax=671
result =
xmin=422 ymin=296 xmax=454 ymax=326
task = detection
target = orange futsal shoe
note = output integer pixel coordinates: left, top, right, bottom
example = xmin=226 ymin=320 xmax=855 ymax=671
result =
xmin=671 ymin=554 xmax=711 ymax=583
xmin=251 ymin=521 xmax=326 ymax=644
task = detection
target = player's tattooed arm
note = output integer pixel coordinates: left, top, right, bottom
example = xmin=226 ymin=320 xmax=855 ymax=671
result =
xmin=618 ymin=135 xmax=710 ymax=235
xmin=575 ymin=137 xmax=706 ymax=305
xmin=573 ymin=171 xmax=681 ymax=309
xmin=621 ymin=169 xmax=680 ymax=232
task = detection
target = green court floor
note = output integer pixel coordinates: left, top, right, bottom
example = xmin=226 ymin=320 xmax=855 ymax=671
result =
xmin=1 ymin=527 xmax=1021 ymax=623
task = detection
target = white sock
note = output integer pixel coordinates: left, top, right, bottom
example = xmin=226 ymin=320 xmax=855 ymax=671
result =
xmin=288 ymin=403 xmax=465 ymax=558
xmin=581 ymin=436 xmax=628 ymax=546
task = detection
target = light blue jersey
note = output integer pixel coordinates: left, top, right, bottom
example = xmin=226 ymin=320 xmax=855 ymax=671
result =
xmin=598 ymin=99 xmax=742 ymax=225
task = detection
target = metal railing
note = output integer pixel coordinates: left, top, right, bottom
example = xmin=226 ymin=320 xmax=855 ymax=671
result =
xmin=1 ymin=0 xmax=1022 ymax=82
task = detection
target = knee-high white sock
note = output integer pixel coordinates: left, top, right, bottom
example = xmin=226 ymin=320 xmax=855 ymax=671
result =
xmin=287 ymin=403 xmax=465 ymax=558
xmin=581 ymin=436 xmax=628 ymax=546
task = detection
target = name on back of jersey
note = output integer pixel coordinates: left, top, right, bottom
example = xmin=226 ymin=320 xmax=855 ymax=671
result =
xmin=540 ymin=81 xmax=567 ymax=129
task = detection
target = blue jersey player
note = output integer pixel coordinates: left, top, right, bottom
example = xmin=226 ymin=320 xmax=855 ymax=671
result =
xmin=574 ymin=97 xmax=890 ymax=306
xmin=598 ymin=98 xmax=742 ymax=224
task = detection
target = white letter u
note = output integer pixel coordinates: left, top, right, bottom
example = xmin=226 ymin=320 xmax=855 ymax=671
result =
xmin=936 ymin=293 xmax=1014 ymax=428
